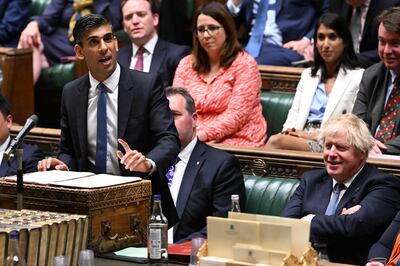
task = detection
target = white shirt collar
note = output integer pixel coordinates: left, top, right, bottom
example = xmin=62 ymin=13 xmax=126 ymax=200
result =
xmin=132 ymin=34 xmax=158 ymax=56
xmin=178 ymin=137 xmax=198 ymax=164
xmin=0 ymin=136 xmax=10 ymax=153
xmin=332 ymin=163 xmax=365 ymax=189
xmin=390 ymin=70 xmax=398 ymax=84
xmin=89 ymin=63 xmax=120 ymax=93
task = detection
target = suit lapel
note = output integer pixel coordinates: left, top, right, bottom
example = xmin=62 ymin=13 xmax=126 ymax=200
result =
xmin=335 ymin=165 xmax=368 ymax=214
xmin=75 ymin=77 xmax=89 ymax=155
xmin=318 ymin=174 xmax=334 ymax=214
xmin=299 ymin=72 xmax=319 ymax=127
xmin=323 ymin=68 xmax=347 ymax=122
xmin=119 ymin=46 xmax=133 ymax=68
xmin=0 ymin=158 xmax=9 ymax=177
xmin=117 ymin=67 xmax=135 ymax=138
xmin=175 ymin=141 xmax=205 ymax=219
xmin=371 ymin=66 xmax=391 ymax=132
xmin=149 ymin=39 xmax=166 ymax=74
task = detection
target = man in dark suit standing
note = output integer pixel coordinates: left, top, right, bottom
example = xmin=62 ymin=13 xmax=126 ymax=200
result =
xmin=282 ymin=113 xmax=400 ymax=265
xmin=37 ymin=14 xmax=180 ymax=226
xmin=0 ymin=94 xmax=44 ymax=177
xmin=329 ymin=0 xmax=400 ymax=68
xmin=163 ymin=87 xmax=245 ymax=243
xmin=226 ymin=0 xmax=328 ymax=66
xmin=353 ymin=7 xmax=400 ymax=155
xmin=118 ymin=0 xmax=190 ymax=88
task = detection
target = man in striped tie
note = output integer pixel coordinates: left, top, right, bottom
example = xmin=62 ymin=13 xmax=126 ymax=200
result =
xmin=353 ymin=7 xmax=400 ymax=155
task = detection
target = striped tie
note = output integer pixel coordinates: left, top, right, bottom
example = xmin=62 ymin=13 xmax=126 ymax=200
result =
xmin=375 ymin=79 xmax=400 ymax=142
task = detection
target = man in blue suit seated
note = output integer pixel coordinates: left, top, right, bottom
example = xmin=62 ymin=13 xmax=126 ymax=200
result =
xmin=226 ymin=0 xmax=328 ymax=66
xmin=0 ymin=94 xmax=44 ymax=177
xmin=0 ymin=0 xmax=30 ymax=47
xmin=281 ymin=113 xmax=400 ymax=265
xmin=118 ymin=0 xmax=190 ymax=88
xmin=164 ymin=87 xmax=245 ymax=243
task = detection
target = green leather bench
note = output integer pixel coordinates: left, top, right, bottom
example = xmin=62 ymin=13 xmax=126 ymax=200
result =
xmin=244 ymin=175 xmax=299 ymax=216
xmin=261 ymin=91 xmax=295 ymax=140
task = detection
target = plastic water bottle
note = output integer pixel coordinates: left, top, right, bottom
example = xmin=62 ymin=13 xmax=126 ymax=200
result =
xmin=231 ymin=194 xmax=241 ymax=212
xmin=148 ymin=194 xmax=168 ymax=265
xmin=6 ymin=231 xmax=26 ymax=266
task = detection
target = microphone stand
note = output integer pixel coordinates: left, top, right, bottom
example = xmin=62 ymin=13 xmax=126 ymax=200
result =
xmin=15 ymin=148 xmax=23 ymax=210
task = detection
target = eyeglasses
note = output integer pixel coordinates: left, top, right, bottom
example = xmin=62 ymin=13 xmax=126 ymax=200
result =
xmin=196 ymin=25 xmax=222 ymax=37
xmin=85 ymin=33 xmax=116 ymax=47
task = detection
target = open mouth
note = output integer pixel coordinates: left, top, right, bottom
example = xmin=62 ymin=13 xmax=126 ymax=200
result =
xmin=99 ymin=56 xmax=111 ymax=63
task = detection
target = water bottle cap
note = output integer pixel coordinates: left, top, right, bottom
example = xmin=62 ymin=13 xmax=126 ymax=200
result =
xmin=9 ymin=231 xmax=19 ymax=239
xmin=153 ymin=194 xmax=161 ymax=200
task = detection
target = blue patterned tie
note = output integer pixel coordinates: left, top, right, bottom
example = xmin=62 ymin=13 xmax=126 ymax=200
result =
xmin=245 ymin=0 xmax=269 ymax=58
xmin=325 ymin=183 xmax=346 ymax=215
xmin=166 ymin=157 xmax=181 ymax=187
xmin=95 ymin=83 xmax=108 ymax=174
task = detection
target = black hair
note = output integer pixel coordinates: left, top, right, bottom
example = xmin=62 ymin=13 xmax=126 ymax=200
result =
xmin=73 ymin=14 xmax=112 ymax=46
xmin=311 ymin=12 xmax=359 ymax=81
xmin=165 ymin=87 xmax=196 ymax=114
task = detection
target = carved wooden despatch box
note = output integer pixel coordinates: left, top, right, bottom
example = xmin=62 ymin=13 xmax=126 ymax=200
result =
xmin=0 ymin=178 xmax=152 ymax=254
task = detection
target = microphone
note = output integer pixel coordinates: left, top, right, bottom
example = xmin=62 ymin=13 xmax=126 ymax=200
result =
xmin=4 ymin=115 xmax=39 ymax=161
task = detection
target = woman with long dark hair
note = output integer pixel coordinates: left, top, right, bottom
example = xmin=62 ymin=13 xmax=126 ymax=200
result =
xmin=266 ymin=12 xmax=364 ymax=152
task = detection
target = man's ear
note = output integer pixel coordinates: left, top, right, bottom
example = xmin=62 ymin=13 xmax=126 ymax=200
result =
xmin=6 ymin=114 xmax=12 ymax=130
xmin=74 ymin=44 xmax=85 ymax=60
xmin=153 ymin=13 xmax=159 ymax=28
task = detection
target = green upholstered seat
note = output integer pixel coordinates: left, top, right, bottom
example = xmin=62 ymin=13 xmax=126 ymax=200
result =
xmin=30 ymin=0 xmax=51 ymax=16
xmin=37 ymin=62 xmax=75 ymax=91
xmin=261 ymin=91 xmax=294 ymax=140
xmin=244 ymin=175 xmax=299 ymax=216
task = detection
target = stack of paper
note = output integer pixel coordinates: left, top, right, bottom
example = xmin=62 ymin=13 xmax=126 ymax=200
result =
xmin=4 ymin=170 xmax=142 ymax=188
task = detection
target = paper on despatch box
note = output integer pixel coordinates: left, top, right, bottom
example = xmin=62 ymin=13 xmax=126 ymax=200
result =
xmin=232 ymin=243 xmax=287 ymax=265
xmin=207 ymin=217 xmax=260 ymax=259
xmin=228 ymin=212 xmax=310 ymax=258
xmin=200 ymin=256 xmax=269 ymax=266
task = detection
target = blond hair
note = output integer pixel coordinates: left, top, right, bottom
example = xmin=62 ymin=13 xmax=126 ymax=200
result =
xmin=319 ymin=113 xmax=375 ymax=154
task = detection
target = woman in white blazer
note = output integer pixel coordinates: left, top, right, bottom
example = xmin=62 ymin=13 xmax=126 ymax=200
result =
xmin=266 ymin=13 xmax=364 ymax=152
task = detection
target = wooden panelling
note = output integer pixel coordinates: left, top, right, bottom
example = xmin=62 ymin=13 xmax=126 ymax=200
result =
xmin=0 ymin=47 xmax=34 ymax=125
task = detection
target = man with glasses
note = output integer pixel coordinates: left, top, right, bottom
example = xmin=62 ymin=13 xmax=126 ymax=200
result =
xmin=118 ymin=0 xmax=190 ymax=88
xmin=37 ymin=14 xmax=180 ymax=226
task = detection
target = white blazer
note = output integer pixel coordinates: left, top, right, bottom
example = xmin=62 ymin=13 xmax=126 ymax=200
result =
xmin=283 ymin=67 xmax=364 ymax=131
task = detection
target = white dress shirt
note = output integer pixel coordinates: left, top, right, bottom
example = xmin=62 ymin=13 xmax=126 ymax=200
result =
xmin=0 ymin=136 xmax=10 ymax=164
xmin=87 ymin=64 xmax=120 ymax=175
xmin=350 ymin=0 xmax=370 ymax=52
xmin=129 ymin=34 xmax=158 ymax=72
xmin=167 ymin=137 xmax=198 ymax=243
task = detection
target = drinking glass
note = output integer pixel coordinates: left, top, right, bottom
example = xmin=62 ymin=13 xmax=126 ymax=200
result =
xmin=78 ymin=249 xmax=95 ymax=266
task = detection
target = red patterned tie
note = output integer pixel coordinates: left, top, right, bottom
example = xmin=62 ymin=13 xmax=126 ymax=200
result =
xmin=375 ymin=79 xmax=400 ymax=142
xmin=134 ymin=46 xmax=145 ymax=71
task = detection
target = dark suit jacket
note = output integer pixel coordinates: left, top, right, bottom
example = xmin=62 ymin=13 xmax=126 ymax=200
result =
xmin=282 ymin=164 xmax=400 ymax=265
xmin=58 ymin=66 xmax=180 ymax=226
xmin=231 ymin=0 xmax=328 ymax=44
xmin=352 ymin=62 xmax=400 ymax=154
xmin=33 ymin=0 xmax=122 ymax=65
xmin=117 ymin=38 xmax=190 ymax=88
xmin=173 ymin=140 xmax=245 ymax=243
xmin=0 ymin=0 xmax=30 ymax=47
xmin=329 ymin=0 xmax=400 ymax=68
xmin=0 ymin=142 xmax=44 ymax=177
xmin=368 ymin=211 xmax=400 ymax=261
